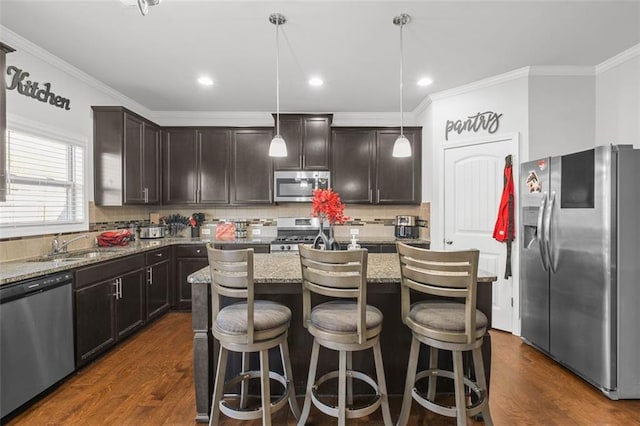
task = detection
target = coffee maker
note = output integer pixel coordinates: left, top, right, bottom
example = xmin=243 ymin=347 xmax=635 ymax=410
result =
xmin=395 ymin=215 xmax=419 ymax=239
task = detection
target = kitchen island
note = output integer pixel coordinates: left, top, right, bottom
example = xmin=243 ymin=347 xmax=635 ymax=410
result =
xmin=188 ymin=252 xmax=497 ymax=422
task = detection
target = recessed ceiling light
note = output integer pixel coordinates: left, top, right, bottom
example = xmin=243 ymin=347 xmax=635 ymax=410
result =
xmin=309 ymin=77 xmax=324 ymax=87
xmin=417 ymin=77 xmax=433 ymax=87
xmin=197 ymin=76 xmax=214 ymax=86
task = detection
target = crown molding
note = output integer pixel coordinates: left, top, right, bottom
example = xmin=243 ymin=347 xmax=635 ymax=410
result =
xmin=150 ymin=111 xmax=273 ymax=127
xmin=528 ymin=65 xmax=594 ymax=76
xmin=429 ymin=67 xmax=530 ymax=101
xmin=596 ymin=43 xmax=640 ymax=75
xmin=332 ymin=112 xmax=417 ymax=127
xmin=412 ymin=95 xmax=432 ymax=117
xmin=1 ymin=25 xmax=152 ymax=117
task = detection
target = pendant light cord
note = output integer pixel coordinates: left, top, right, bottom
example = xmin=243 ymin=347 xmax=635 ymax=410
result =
xmin=276 ymin=21 xmax=280 ymax=136
xmin=399 ymin=21 xmax=404 ymax=137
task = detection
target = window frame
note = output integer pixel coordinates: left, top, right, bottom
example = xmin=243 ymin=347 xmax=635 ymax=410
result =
xmin=1 ymin=115 xmax=89 ymax=238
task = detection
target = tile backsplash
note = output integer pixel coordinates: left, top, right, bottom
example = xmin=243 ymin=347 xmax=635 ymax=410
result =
xmin=0 ymin=202 xmax=430 ymax=262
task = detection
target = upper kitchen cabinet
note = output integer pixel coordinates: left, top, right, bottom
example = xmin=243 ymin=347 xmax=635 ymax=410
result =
xmin=273 ymin=114 xmax=332 ymax=170
xmin=376 ymin=128 xmax=421 ymax=204
xmin=331 ymin=127 xmax=421 ymax=205
xmin=0 ymin=43 xmax=15 ymax=202
xmin=231 ymin=128 xmax=273 ymax=204
xmin=92 ymin=106 xmax=161 ymax=206
xmin=162 ymin=128 xmax=230 ymax=205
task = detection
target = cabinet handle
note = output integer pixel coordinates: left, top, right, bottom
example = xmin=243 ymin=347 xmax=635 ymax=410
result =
xmin=144 ymin=187 xmax=149 ymax=203
xmin=155 ymin=253 xmax=163 ymax=257
xmin=445 ymin=239 xmax=453 ymax=245
xmin=118 ymin=277 xmax=123 ymax=299
xmin=377 ymin=189 xmax=380 ymax=202
xmin=195 ymin=249 xmax=201 ymax=254
xmin=369 ymin=189 xmax=372 ymax=202
xmin=147 ymin=267 xmax=153 ymax=285
xmin=113 ymin=280 xmax=119 ymax=299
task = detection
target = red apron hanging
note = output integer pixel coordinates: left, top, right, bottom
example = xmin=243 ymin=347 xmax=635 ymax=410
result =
xmin=493 ymin=155 xmax=515 ymax=278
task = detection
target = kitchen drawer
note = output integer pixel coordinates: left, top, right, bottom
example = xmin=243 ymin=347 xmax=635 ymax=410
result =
xmin=175 ymin=245 xmax=207 ymax=258
xmin=75 ymin=254 xmax=145 ymax=289
xmin=215 ymin=243 xmax=270 ymax=254
xmin=145 ymin=247 xmax=171 ymax=264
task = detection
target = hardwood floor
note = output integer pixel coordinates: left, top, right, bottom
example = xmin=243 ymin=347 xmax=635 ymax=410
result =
xmin=7 ymin=312 xmax=640 ymax=425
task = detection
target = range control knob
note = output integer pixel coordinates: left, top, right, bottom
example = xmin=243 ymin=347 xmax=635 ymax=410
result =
xmin=286 ymin=245 xmax=291 ymax=250
xmin=280 ymin=245 xmax=285 ymax=251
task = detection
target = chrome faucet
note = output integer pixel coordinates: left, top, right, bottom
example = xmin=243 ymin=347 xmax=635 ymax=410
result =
xmin=52 ymin=233 xmax=89 ymax=254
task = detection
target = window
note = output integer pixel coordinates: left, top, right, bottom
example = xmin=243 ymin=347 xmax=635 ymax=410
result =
xmin=1 ymin=123 xmax=87 ymax=238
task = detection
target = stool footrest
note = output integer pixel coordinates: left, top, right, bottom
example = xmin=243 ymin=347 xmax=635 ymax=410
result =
xmin=311 ymin=369 xmax=382 ymax=419
xmin=412 ymin=368 xmax=487 ymax=418
xmin=219 ymin=370 xmax=291 ymax=420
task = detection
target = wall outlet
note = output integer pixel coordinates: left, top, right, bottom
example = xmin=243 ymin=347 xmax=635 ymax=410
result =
xmin=252 ymin=228 xmax=261 ymax=236
xmin=350 ymin=228 xmax=360 ymax=235
xmin=201 ymin=228 xmax=211 ymax=235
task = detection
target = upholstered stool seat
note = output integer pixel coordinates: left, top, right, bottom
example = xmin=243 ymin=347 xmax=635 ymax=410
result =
xmin=297 ymin=245 xmax=392 ymax=426
xmin=207 ymin=246 xmax=300 ymax=426
xmin=396 ymin=243 xmax=493 ymax=426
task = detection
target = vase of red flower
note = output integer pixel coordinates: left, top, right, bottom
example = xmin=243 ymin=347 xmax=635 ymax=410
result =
xmin=311 ymin=188 xmax=349 ymax=250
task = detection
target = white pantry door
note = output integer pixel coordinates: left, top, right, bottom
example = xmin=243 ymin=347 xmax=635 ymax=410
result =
xmin=443 ymin=135 xmax=517 ymax=332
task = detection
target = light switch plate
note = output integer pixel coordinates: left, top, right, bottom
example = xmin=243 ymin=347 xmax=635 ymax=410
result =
xmin=252 ymin=228 xmax=261 ymax=235
xmin=350 ymin=228 xmax=360 ymax=235
xmin=201 ymin=228 xmax=211 ymax=235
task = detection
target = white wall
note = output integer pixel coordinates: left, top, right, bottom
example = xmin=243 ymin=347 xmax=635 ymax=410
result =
xmin=595 ymin=46 xmax=640 ymax=148
xmin=419 ymin=73 xmax=529 ymax=250
xmin=528 ymin=75 xmax=596 ymax=159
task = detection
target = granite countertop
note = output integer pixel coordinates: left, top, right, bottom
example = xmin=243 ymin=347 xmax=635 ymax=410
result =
xmin=188 ymin=252 xmax=497 ymax=285
xmin=0 ymin=236 xmax=430 ymax=286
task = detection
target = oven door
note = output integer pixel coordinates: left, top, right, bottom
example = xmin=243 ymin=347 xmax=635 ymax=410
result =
xmin=274 ymin=171 xmax=330 ymax=202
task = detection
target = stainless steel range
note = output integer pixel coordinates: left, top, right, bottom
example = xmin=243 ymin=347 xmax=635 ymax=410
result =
xmin=270 ymin=217 xmax=327 ymax=252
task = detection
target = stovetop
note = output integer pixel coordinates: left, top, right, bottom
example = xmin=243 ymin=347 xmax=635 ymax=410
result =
xmin=273 ymin=235 xmax=317 ymax=243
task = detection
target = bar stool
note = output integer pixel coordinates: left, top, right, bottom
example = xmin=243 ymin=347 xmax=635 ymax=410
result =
xmin=396 ymin=243 xmax=493 ymax=426
xmin=206 ymin=246 xmax=300 ymax=426
xmin=297 ymin=244 xmax=392 ymax=426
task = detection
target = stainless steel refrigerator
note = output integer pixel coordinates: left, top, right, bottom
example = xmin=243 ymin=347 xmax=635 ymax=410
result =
xmin=520 ymin=144 xmax=640 ymax=399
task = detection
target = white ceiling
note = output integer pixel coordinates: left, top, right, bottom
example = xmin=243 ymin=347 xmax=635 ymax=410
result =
xmin=1 ymin=1 xmax=639 ymax=113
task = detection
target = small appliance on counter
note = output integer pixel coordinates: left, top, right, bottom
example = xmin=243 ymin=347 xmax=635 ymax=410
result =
xmin=138 ymin=225 xmax=167 ymax=239
xmin=395 ymin=215 xmax=419 ymax=239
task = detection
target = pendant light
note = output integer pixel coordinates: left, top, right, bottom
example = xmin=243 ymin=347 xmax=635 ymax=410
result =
xmin=137 ymin=0 xmax=161 ymax=16
xmin=392 ymin=13 xmax=412 ymax=158
xmin=268 ymin=13 xmax=287 ymax=157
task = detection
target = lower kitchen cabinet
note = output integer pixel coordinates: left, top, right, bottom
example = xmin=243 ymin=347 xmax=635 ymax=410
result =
xmin=145 ymin=247 xmax=171 ymax=321
xmin=175 ymin=245 xmax=208 ymax=310
xmin=74 ymin=254 xmax=146 ymax=367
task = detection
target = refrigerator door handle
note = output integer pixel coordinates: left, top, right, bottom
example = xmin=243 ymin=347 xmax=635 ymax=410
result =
xmin=545 ymin=191 xmax=557 ymax=273
xmin=537 ymin=193 xmax=550 ymax=271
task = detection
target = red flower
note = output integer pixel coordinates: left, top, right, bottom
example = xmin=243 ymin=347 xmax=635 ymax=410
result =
xmin=311 ymin=188 xmax=350 ymax=225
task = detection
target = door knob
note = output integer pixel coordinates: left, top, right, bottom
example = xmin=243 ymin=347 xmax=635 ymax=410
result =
xmin=445 ymin=239 xmax=453 ymax=245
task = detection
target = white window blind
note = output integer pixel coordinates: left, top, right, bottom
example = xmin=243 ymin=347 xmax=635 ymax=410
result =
xmin=1 ymin=130 xmax=85 ymax=232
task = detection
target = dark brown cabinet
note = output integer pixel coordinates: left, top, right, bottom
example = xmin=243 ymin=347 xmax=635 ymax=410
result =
xmin=92 ymin=106 xmax=161 ymax=206
xmin=145 ymin=247 xmax=171 ymax=321
xmin=175 ymin=245 xmax=208 ymax=310
xmin=162 ymin=128 xmax=230 ymax=205
xmin=331 ymin=127 xmax=421 ymax=205
xmin=74 ymin=254 xmax=146 ymax=366
xmin=230 ymin=128 xmax=273 ymax=204
xmin=273 ymin=114 xmax=332 ymax=170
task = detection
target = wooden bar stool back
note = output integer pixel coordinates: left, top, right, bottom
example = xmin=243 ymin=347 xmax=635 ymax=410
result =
xmin=297 ymin=244 xmax=392 ymax=426
xmin=207 ymin=245 xmax=300 ymax=426
xmin=396 ymin=243 xmax=493 ymax=426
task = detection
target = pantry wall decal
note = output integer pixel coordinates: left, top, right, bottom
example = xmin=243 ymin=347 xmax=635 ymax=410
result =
xmin=445 ymin=111 xmax=501 ymax=141
xmin=6 ymin=65 xmax=71 ymax=111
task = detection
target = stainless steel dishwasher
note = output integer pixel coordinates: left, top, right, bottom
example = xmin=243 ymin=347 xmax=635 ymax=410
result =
xmin=1 ymin=272 xmax=75 ymax=419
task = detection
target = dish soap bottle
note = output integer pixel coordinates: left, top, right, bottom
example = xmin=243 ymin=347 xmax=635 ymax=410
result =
xmin=347 ymin=234 xmax=361 ymax=250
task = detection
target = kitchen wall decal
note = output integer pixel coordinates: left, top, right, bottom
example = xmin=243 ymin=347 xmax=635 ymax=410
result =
xmin=6 ymin=65 xmax=71 ymax=110
xmin=445 ymin=111 xmax=501 ymax=141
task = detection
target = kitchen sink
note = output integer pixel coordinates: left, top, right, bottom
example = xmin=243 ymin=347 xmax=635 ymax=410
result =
xmin=27 ymin=249 xmax=123 ymax=263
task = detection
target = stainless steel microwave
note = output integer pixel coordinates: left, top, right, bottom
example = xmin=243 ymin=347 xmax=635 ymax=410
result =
xmin=274 ymin=171 xmax=330 ymax=202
